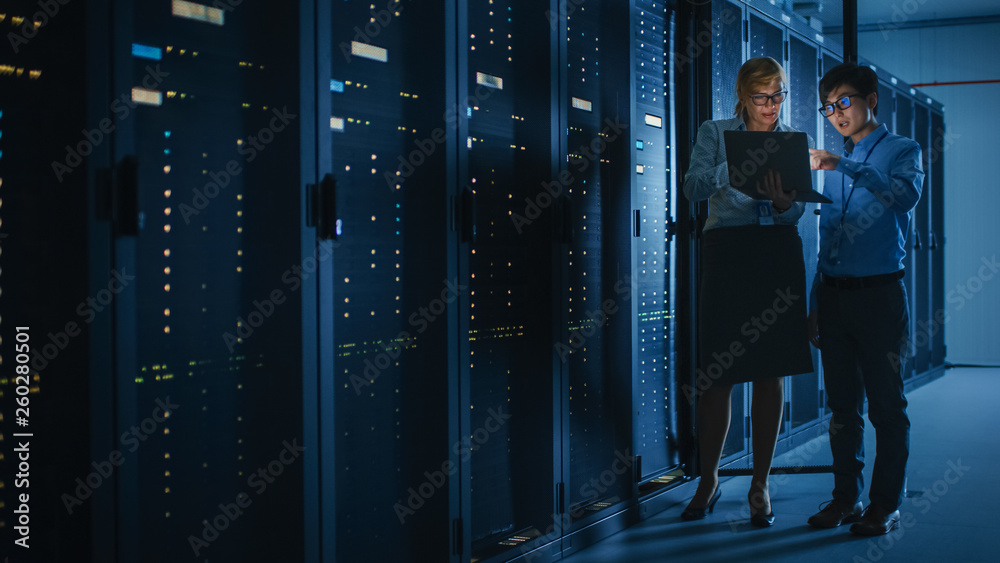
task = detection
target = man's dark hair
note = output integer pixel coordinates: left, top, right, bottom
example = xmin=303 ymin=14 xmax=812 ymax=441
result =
xmin=819 ymin=62 xmax=880 ymax=116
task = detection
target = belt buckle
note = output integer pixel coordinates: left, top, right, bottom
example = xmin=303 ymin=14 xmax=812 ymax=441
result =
xmin=824 ymin=274 xmax=861 ymax=290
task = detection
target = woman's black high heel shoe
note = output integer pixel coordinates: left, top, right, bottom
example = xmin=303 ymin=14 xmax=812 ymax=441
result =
xmin=750 ymin=510 xmax=775 ymax=527
xmin=681 ymin=486 xmax=721 ymax=521
xmin=748 ymin=488 xmax=775 ymax=527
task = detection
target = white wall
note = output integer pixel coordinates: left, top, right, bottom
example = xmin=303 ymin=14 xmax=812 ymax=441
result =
xmin=830 ymin=22 xmax=1000 ymax=365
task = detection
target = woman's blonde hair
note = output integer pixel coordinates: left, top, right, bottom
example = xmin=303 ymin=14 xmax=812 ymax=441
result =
xmin=733 ymin=57 xmax=788 ymax=120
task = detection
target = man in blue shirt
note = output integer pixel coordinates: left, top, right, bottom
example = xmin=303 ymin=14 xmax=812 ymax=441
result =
xmin=805 ymin=62 xmax=924 ymax=536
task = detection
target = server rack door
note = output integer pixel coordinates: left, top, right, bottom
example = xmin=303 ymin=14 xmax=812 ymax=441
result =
xmin=109 ymin=2 xmax=307 ymax=560
xmin=708 ymin=0 xmax=748 ymax=461
xmin=734 ymin=7 xmax=792 ymax=454
xmin=463 ymin=1 xmax=558 ymax=560
xmin=747 ymin=10 xmax=792 ymax=443
xmin=879 ymin=82 xmax=896 ymax=135
xmin=787 ymin=33 xmax=821 ymax=430
xmin=748 ymin=11 xmax=783 ymax=62
xmin=711 ymin=1 xmax=744 ymax=121
xmin=632 ymin=1 xmax=682 ymax=487
xmin=327 ymin=3 xmax=453 ymax=562
xmin=555 ymin=0 xmax=637 ymax=526
xmin=726 ymin=6 xmax=790 ymax=456
xmin=913 ymin=105 xmax=931 ymax=375
xmin=0 ymin=0 xmax=94 ymax=559
xmin=930 ymin=111 xmax=946 ymax=366
xmin=820 ymin=53 xmax=846 ymax=159
xmin=894 ymin=94 xmax=916 ymax=381
xmin=818 ymin=51 xmax=845 ymax=414
xmin=877 ymin=80 xmax=902 ymax=379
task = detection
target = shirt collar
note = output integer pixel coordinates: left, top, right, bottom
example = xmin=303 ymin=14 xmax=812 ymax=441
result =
xmin=844 ymin=123 xmax=888 ymax=155
xmin=736 ymin=116 xmax=784 ymax=132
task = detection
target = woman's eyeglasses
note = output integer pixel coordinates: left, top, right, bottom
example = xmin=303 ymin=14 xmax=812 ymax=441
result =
xmin=819 ymin=94 xmax=863 ymax=117
xmin=750 ymin=91 xmax=787 ymax=106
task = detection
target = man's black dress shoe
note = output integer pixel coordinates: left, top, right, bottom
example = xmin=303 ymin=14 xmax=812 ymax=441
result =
xmin=850 ymin=506 xmax=900 ymax=536
xmin=681 ymin=486 xmax=721 ymax=521
xmin=807 ymin=499 xmax=864 ymax=529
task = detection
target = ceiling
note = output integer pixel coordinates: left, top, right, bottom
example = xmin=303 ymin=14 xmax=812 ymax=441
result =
xmin=792 ymin=0 xmax=1000 ymax=31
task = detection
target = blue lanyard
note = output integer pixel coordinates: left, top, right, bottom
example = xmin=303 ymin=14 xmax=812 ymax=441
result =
xmin=841 ymin=129 xmax=889 ymax=229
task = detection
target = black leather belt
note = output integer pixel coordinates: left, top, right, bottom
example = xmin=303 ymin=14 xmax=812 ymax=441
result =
xmin=822 ymin=270 xmax=904 ymax=290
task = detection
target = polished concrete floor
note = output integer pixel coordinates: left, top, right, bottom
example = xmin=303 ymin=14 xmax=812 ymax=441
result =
xmin=561 ymin=367 xmax=998 ymax=563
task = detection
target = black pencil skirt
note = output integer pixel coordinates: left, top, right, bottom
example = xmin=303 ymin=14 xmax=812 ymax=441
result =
xmin=698 ymin=224 xmax=814 ymax=387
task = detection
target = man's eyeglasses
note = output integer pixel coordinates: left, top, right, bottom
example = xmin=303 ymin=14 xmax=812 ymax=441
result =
xmin=819 ymin=94 xmax=863 ymax=117
xmin=749 ymin=91 xmax=787 ymax=106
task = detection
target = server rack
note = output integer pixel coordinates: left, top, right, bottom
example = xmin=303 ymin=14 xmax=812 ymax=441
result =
xmin=103 ymin=2 xmax=311 ymax=561
xmin=0 ymin=1 xmax=94 ymax=560
xmin=868 ymin=64 xmax=947 ymax=385
xmin=908 ymin=86 xmax=947 ymax=377
xmin=325 ymin=2 xmax=453 ymax=561
xmin=930 ymin=111 xmax=946 ymax=367
xmin=706 ymin=0 xmax=749 ymax=463
xmin=631 ymin=0 xmax=681 ymax=488
xmin=1 ymin=0 xmax=316 ymax=561
xmin=461 ymin=0 xmax=562 ymax=558
xmin=786 ymin=28 xmax=822 ymax=432
xmin=913 ymin=103 xmax=932 ymax=375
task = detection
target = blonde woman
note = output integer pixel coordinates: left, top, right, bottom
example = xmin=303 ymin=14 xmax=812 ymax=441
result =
xmin=680 ymin=57 xmax=814 ymax=527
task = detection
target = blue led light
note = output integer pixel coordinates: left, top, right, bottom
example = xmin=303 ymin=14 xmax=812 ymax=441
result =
xmin=636 ymin=140 xmax=644 ymax=150
xmin=330 ymin=79 xmax=344 ymax=93
xmin=164 ymin=131 xmax=172 ymax=138
xmin=132 ymin=43 xmax=163 ymax=61
xmin=467 ymin=107 xmax=473 ymax=118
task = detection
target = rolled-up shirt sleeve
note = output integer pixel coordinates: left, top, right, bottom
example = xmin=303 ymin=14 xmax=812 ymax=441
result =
xmin=683 ymin=121 xmax=729 ymax=202
xmin=835 ymin=142 xmax=923 ymax=212
xmin=773 ymin=200 xmax=806 ymax=224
